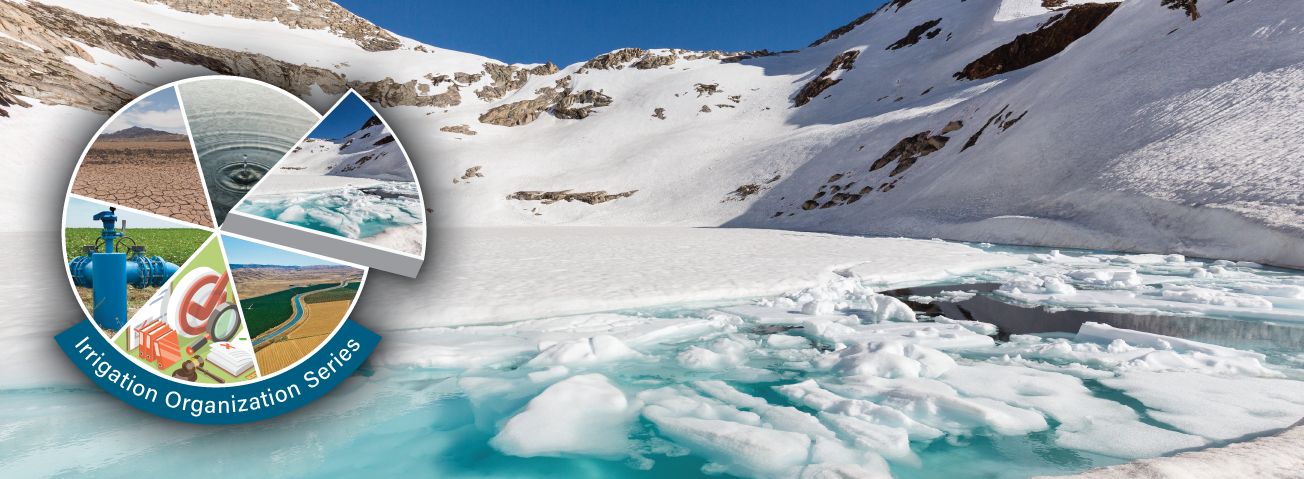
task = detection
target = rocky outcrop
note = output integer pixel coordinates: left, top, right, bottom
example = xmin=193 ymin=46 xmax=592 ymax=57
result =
xmin=793 ymin=50 xmax=859 ymax=107
xmin=632 ymin=51 xmax=678 ymax=70
xmin=652 ymin=108 xmax=665 ymax=119
xmin=887 ymin=18 xmax=942 ymax=50
xmin=478 ymin=89 xmax=562 ymax=126
xmin=583 ymin=48 xmax=645 ymax=70
xmin=1161 ymin=0 xmax=1200 ymax=20
xmin=507 ymin=189 xmax=638 ymax=205
xmin=472 ymin=61 xmax=559 ymax=102
xmin=131 ymin=0 xmax=402 ymax=51
xmin=454 ymin=72 xmax=482 ymax=84
xmin=552 ymin=89 xmax=613 ymax=120
xmin=440 ymin=125 xmax=477 ymax=135
xmin=477 ymin=74 xmax=613 ymax=127
xmin=695 ymin=83 xmax=721 ymax=97
xmin=0 ymin=1 xmax=134 ymax=116
xmin=953 ymin=3 xmax=1121 ymax=81
xmin=461 ymin=166 xmax=483 ymax=179
xmin=871 ymin=130 xmax=951 ymax=176
xmin=809 ymin=11 xmax=876 ymax=47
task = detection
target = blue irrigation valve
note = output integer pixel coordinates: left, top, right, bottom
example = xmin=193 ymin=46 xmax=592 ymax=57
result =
xmin=69 ymin=208 xmax=179 ymax=331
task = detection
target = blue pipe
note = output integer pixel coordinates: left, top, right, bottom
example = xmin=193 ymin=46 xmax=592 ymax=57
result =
xmin=69 ymin=209 xmax=180 ymax=331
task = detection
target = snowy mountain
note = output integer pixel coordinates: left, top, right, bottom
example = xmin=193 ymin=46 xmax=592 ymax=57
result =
xmin=6 ymin=0 xmax=1304 ymax=268
xmin=276 ymin=114 xmax=413 ymax=181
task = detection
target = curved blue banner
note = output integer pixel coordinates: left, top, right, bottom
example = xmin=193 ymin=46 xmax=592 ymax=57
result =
xmin=55 ymin=318 xmax=380 ymax=424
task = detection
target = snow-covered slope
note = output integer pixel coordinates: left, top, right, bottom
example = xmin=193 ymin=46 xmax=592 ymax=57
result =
xmin=276 ymin=114 xmax=413 ymax=182
xmin=5 ymin=0 xmax=1304 ymax=268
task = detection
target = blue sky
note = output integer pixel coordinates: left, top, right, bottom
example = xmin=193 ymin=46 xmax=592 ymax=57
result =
xmin=221 ymin=235 xmax=345 ymax=267
xmin=308 ymin=92 xmax=379 ymax=139
xmin=65 ymin=196 xmax=202 ymax=229
xmin=103 ymin=86 xmax=186 ymax=134
xmin=333 ymin=0 xmax=886 ymax=66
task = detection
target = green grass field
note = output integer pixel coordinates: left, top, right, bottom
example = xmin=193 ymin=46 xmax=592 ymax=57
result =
xmin=64 ymin=228 xmax=211 ymax=266
xmin=242 ymin=283 xmax=345 ymax=339
xmin=304 ymin=281 xmax=360 ymax=304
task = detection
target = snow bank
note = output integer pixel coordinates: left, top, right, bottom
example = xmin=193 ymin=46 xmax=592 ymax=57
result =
xmin=354 ymin=228 xmax=1024 ymax=330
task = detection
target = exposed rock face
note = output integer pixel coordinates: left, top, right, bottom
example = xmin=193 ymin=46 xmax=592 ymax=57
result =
xmin=583 ymin=48 xmax=645 ymax=70
xmin=700 ymin=105 xmax=711 ymax=113
xmin=809 ymin=11 xmax=877 ymax=47
xmin=1161 ymin=0 xmax=1201 ymax=20
xmin=871 ymin=130 xmax=951 ymax=176
xmin=440 ymin=124 xmax=477 ymax=135
xmin=470 ymin=61 xmax=559 ymax=102
xmin=1 ymin=0 xmax=352 ymax=117
xmin=132 ymin=0 xmax=401 ymax=51
xmin=941 ymin=120 xmax=964 ymax=133
xmin=0 ymin=1 xmax=133 ymax=116
xmin=461 ymin=166 xmax=484 ymax=179
xmin=454 ymin=72 xmax=482 ymax=84
xmin=553 ymin=89 xmax=613 ymax=120
xmin=652 ymin=108 xmax=665 ymax=120
xmin=694 ymin=83 xmax=721 ymax=97
xmin=475 ymin=63 xmax=531 ymax=102
xmin=507 ymin=189 xmax=638 ymax=205
xmin=793 ymin=50 xmax=860 ymax=107
xmin=632 ymin=51 xmax=678 ymax=70
xmin=953 ymin=3 xmax=1121 ymax=81
xmin=724 ymin=183 xmax=762 ymax=201
xmin=1042 ymin=0 xmax=1068 ymax=7
xmin=887 ymin=18 xmax=943 ymax=50
xmin=478 ymin=89 xmax=562 ymax=126
xmin=477 ymin=74 xmax=613 ymax=127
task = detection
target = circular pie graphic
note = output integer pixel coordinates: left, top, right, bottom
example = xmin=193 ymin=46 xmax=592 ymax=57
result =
xmin=58 ymin=76 xmax=423 ymax=385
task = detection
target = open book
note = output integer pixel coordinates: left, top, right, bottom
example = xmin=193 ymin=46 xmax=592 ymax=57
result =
xmin=206 ymin=342 xmax=254 ymax=376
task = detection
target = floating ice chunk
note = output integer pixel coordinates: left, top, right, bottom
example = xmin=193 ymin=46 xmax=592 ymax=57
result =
xmin=526 ymin=334 xmax=643 ymax=367
xmin=1111 ymin=254 xmax=1169 ymax=265
xmin=1119 ymin=350 xmax=1280 ymax=376
xmin=814 ymin=341 xmax=956 ymax=379
xmin=678 ymin=337 xmax=751 ymax=371
xmin=940 ymin=363 xmax=1207 ymax=459
xmin=1190 ymin=267 xmax=1212 ymax=278
xmin=876 ymin=387 xmax=1048 ymax=437
xmin=862 ymin=295 xmax=915 ymax=323
xmin=1027 ymin=250 xmax=1071 ymax=263
xmin=801 ymin=320 xmax=995 ymax=350
xmin=999 ymin=275 xmax=1043 ymax=294
xmin=799 ymin=460 xmax=892 ymax=479
xmin=275 ymin=204 xmax=307 ymax=222
xmin=527 ymin=365 xmax=570 ymax=383
xmin=1165 ymin=254 xmax=1186 ymax=262
xmin=1208 ymin=265 xmax=1228 ymax=275
xmin=775 ymin=380 xmax=943 ymax=441
xmin=1237 ymin=261 xmax=1264 ymax=268
xmin=1043 ymin=277 xmax=1077 ymax=295
xmin=1075 ymin=322 xmax=1266 ymax=360
xmin=640 ymin=386 xmax=812 ymax=478
xmin=1159 ymin=285 xmax=1273 ymax=308
xmin=933 ymin=316 xmax=998 ymax=335
xmin=767 ymin=334 xmax=812 ymax=349
xmin=802 ymin=300 xmax=835 ymax=316
xmin=1101 ymin=371 xmax=1304 ymax=441
xmin=1240 ymin=283 xmax=1304 ymax=299
xmin=490 ymin=374 xmax=639 ymax=458
xmin=819 ymin=412 xmax=919 ymax=466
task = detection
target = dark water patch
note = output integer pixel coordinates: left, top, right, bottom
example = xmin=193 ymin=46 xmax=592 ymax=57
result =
xmin=882 ymin=284 xmax=1304 ymax=351
xmin=360 ymin=187 xmax=420 ymax=200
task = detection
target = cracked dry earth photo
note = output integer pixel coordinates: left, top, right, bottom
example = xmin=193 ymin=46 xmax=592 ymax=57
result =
xmin=68 ymin=86 xmax=213 ymax=227
xmin=70 ymin=137 xmax=213 ymax=227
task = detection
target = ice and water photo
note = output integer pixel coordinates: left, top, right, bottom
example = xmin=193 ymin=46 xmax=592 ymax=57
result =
xmin=233 ymin=92 xmax=425 ymax=256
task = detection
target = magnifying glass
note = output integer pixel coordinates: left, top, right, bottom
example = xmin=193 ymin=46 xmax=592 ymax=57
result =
xmin=186 ymin=303 xmax=241 ymax=354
